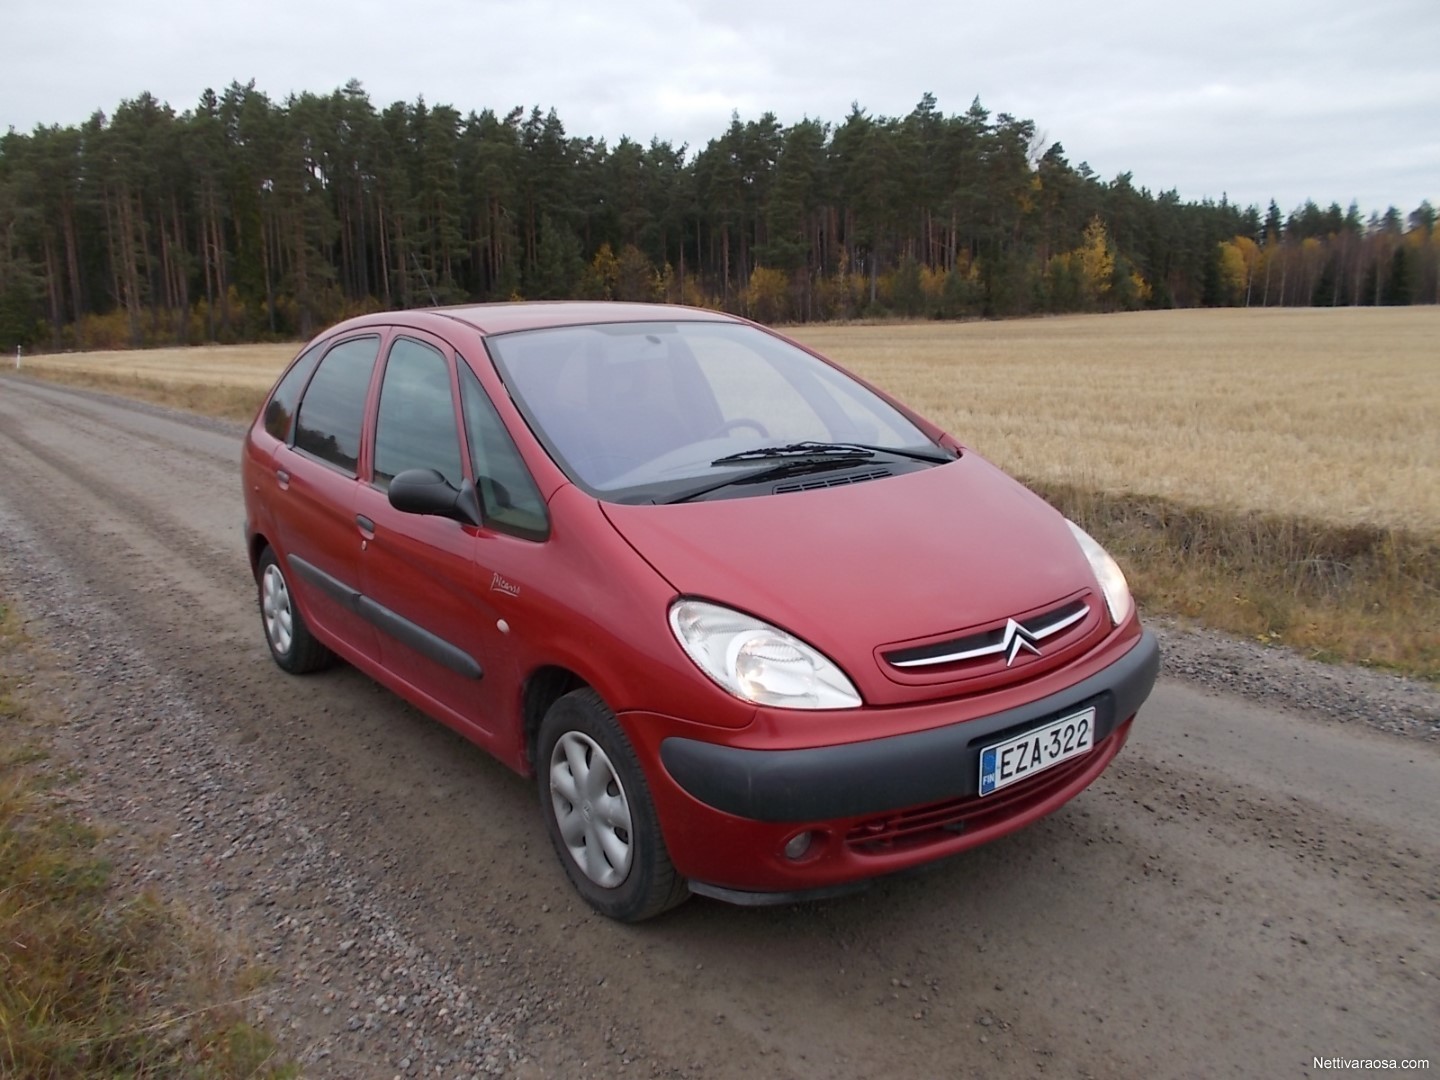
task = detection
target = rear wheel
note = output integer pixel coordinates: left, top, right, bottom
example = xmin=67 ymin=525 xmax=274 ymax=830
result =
xmin=257 ymin=547 xmax=333 ymax=674
xmin=537 ymin=689 xmax=688 ymax=921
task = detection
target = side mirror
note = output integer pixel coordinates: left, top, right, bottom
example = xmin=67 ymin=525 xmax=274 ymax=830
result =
xmin=388 ymin=469 xmax=483 ymax=527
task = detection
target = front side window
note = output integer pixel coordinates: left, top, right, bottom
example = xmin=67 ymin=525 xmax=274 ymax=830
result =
xmin=459 ymin=362 xmax=549 ymax=540
xmin=293 ymin=336 xmax=382 ymax=474
xmin=485 ymin=321 xmax=937 ymax=501
xmin=372 ymin=337 xmax=464 ymax=490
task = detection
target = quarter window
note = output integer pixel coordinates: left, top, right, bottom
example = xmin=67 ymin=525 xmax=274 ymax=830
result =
xmin=373 ymin=337 xmax=464 ymax=490
xmin=263 ymin=341 xmax=323 ymax=441
xmin=459 ymin=363 xmax=549 ymax=540
xmin=293 ymin=336 xmax=381 ymax=474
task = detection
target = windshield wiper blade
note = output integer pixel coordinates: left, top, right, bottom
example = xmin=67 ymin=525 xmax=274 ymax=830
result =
xmin=667 ymin=456 xmax=867 ymax=504
xmin=711 ymin=441 xmax=877 ymax=466
xmin=841 ymin=442 xmax=956 ymax=463
xmin=711 ymin=440 xmax=954 ymax=466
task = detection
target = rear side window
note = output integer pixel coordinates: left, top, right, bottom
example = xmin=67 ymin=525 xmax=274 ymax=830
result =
xmin=372 ymin=337 xmax=464 ymax=490
xmin=293 ymin=336 xmax=381 ymax=475
xmin=262 ymin=342 xmax=323 ymax=441
xmin=459 ymin=363 xmax=549 ymax=540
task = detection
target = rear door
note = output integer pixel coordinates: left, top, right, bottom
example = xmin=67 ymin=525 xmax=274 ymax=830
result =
xmin=271 ymin=333 xmax=384 ymax=661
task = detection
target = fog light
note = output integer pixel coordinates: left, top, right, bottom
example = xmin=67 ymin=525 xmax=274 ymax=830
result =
xmin=783 ymin=831 xmax=814 ymax=860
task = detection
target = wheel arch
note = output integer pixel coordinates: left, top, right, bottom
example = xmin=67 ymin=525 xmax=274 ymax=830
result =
xmin=247 ymin=530 xmax=273 ymax=581
xmin=521 ymin=665 xmax=590 ymax=774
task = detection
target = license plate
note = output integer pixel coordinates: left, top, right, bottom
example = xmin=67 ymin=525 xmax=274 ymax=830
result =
xmin=978 ymin=707 xmax=1096 ymax=796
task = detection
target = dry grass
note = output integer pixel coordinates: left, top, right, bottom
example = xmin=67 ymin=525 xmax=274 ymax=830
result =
xmin=1039 ymin=483 xmax=1439 ymax=677
xmin=797 ymin=309 xmax=1440 ymax=679
xmin=793 ymin=307 xmax=1440 ymax=532
xmin=8 ymin=308 xmax=1439 ymax=678
xmin=17 ymin=308 xmax=1437 ymax=530
xmin=0 ymin=598 xmax=295 ymax=1078
xmin=11 ymin=365 xmax=271 ymax=423
xmin=16 ymin=343 xmax=297 ymax=390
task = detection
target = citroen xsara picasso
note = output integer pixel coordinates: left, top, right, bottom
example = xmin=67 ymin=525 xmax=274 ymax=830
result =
xmin=242 ymin=302 xmax=1160 ymax=921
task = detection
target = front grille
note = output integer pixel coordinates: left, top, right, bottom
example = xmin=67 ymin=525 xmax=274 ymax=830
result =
xmin=773 ymin=468 xmax=891 ymax=494
xmin=844 ymin=750 xmax=1094 ymax=854
xmin=883 ymin=598 xmax=1090 ymax=671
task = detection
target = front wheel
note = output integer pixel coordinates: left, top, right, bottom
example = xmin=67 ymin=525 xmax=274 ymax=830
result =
xmin=537 ymin=689 xmax=688 ymax=921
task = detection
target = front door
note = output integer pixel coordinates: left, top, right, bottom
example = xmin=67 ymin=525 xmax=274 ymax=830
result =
xmin=354 ymin=332 xmax=509 ymax=744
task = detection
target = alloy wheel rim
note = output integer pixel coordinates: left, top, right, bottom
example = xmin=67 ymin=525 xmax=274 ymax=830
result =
xmin=261 ymin=563 xmax=294 ymax=655
xmin=549 ymin=731 xmax=634 ymax=888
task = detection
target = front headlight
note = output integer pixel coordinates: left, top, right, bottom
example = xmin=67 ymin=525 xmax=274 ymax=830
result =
xmin=668 ymin=599 xmax=862 ymax=710
xmin=1066 ymin=520 xmax=1134 ymax=627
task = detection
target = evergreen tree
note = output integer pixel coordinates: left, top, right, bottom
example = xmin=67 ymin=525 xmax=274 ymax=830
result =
xmin=529 ymin=214 xmax=583 ymax=299
xmin=0 ymin=83 xmax=1429 ymax=347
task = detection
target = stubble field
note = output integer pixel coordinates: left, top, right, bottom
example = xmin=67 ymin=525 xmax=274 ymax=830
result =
xmin=9 ymin=306 xmax=1439 ymax=675
xmin=796 ymin=307 xmax=1440 ymax=532
xmin=19 ymin=307 xmax=1439 ymax=530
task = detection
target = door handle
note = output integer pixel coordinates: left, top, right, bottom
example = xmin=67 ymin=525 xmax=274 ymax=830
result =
xmin=355 ymin=514 xmax=376 ymax=538
xmin=275 ymin=467 xmax=290 ymax=488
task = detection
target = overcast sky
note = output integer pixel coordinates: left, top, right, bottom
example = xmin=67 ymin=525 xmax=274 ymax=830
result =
xmin=5 ymin=0 xmax=1437 ymax=218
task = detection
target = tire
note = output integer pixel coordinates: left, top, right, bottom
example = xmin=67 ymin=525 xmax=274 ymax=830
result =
xmin=537 ymin=689 xmax=688 ymax=922
xmin=256 ymin=547 xmax=334 ymax=674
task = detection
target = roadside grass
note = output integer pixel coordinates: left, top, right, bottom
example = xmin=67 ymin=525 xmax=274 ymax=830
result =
xmin=7 ymin=307 xmax=1438 ymax=681
xmin=1040 ymin=484 xmax=1440 ymax=679
xmin=0 ymin=600 xmax=296 ymax=1078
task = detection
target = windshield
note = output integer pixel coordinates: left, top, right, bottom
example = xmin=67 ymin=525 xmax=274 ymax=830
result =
xmin=485 ymin=320 xmax=941 ymax=501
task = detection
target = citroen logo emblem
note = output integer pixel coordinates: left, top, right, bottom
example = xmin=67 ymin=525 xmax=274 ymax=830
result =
xmin=886 ymin=601 xmax=1089 ymax=671
xmin=1000 ymin=618 xmax=1043 ymax=666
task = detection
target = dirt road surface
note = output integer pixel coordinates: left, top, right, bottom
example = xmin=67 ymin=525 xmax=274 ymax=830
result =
xmin=1 ymin=376 xmax=1435 ymax=1079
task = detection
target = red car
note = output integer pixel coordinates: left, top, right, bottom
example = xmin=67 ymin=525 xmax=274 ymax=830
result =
xmin=242 ymin=302 xmax=1159 ymax=921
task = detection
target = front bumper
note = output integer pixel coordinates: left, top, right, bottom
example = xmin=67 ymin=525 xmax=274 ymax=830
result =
xmin=661 ymin=629 xmax=1158 ymax=822
xmin=643 ymin=629 xmax=1159 ymax=896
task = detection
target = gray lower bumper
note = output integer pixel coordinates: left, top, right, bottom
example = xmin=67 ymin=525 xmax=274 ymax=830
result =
xmin=660 ymin=630 xmax=1160 ymax=824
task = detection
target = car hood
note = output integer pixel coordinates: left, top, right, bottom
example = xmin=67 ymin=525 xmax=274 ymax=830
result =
xmin=600 ymin=455 xmax=1104 ymax=706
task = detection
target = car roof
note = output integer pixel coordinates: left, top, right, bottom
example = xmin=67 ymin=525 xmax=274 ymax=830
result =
xmin=430 ymin=301 xmax=744 ymax=336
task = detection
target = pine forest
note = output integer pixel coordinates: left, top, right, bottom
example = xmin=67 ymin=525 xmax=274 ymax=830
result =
xmin=0 ymin=82 xmax=1435 ymax=351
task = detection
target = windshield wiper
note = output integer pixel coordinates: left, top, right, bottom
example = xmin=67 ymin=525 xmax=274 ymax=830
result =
xmin=711 ymin=440 xmax=952 ymax=466
xmin=667 ymin=456 xmax=870 ymax=504
xmin=840 ymin=442 xmax=955 ymax=463
xmin=711 ymin=441 xmax=875 ymax=466
xmin=640 ymin=441 xmax=954 ymax=504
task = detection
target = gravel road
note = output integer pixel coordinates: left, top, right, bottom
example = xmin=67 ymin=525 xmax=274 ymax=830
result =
xmin=1 ymin=375 xmax=1436 ymax=1079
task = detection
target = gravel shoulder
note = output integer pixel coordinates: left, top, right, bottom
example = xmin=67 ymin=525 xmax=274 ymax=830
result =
xmin=1 ymin=376 xmax=1435 ymax=1078
xmin=1149 ymin=616 xmax=1438 ymax=741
